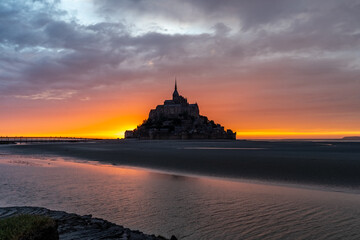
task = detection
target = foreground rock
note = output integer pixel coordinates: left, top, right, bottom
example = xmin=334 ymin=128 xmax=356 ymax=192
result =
xmin=0 ymin=207 xmax=176 ymax=240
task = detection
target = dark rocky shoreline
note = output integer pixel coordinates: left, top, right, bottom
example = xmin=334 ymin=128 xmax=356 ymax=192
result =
xmin=0 ymin=207 xmax=176 ymax=240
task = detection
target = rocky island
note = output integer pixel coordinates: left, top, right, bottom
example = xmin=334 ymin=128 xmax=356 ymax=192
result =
xmin=126 ymin=81 xmax=236 ymax=140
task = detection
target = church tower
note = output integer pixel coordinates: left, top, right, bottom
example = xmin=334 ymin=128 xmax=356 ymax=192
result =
xmin=173 ymin=78 xmax=179 ymax=100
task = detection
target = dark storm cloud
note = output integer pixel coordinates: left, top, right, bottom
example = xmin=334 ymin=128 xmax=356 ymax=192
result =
xmin=0 ymin=0 xmax=359 ymax=115
xmin=0 ymin=0 xmax=132 ymax=97
xmin=186 ymin=0 xmax=304 ymax=30
xmin=95 ymin=0 xmax=360 ymax=50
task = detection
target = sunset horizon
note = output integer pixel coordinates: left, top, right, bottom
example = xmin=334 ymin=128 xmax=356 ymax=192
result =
xmin=2 ymin=80 xmax=360 ymax=140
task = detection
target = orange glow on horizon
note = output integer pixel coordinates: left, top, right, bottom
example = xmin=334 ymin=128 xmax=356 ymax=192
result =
xmin=1 ymin=81 xmax=359 ymax=140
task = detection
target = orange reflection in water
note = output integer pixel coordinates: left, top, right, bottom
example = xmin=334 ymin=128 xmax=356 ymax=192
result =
xmin=55 ymin=158 xmax=145 ymax=177
xmin=0 ymin=154 xmax=145 ymax=177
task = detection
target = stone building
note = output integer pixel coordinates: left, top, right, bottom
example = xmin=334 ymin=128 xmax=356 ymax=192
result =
xmin=126 ymin=81 xmax=236 ymax=140
xmin=149 ymin=81 xmax=199 ymax=120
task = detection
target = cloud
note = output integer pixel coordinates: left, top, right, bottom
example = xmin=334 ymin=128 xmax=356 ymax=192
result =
xmin=0 ymin=0 xmax=359 ymax=124
xmin=15 ymin=89 xmax=77 ymax=100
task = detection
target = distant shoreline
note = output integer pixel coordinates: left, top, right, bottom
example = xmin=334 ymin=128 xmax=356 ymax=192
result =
xmin=342 ymin=136 xmax=360 ymax=140
xmin=0 ymin=141 xmax=16 ymax=144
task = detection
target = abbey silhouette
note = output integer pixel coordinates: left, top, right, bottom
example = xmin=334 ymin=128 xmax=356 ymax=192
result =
xmin=125 ymin=80 xmax=236 ymax=140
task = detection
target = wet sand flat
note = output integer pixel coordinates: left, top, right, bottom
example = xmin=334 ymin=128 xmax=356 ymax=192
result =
xmin=3 ymin=140 xmax=360 ymax=188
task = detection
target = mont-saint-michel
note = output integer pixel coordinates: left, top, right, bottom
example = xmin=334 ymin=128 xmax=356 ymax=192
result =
xmin=125 ymin=81 xmax=236 ymax=140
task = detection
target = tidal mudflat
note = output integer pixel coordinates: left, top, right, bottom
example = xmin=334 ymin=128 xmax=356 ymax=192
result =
xmin=1 ymin=141 xmax=360 ymax=239
xmin=4 ymin=140 xmax=360 ymax=188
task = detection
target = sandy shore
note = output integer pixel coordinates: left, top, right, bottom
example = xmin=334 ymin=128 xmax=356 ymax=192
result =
xmin=3 ymin=140 xmax=360 ymax=188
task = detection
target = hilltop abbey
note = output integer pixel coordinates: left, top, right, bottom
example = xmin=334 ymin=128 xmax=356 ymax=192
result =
xmin=125 ymin=81 xmax=236 ymax=140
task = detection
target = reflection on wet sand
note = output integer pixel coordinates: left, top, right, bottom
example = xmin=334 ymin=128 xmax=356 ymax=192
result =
xmin=4 ymin=140 xmax=360 ymax=187
xmin=1 ymin=153 xmax=360 ymax=239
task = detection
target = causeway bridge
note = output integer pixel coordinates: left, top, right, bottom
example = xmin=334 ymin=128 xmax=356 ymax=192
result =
xmin=0 ymin=137 xmax=100 ymax=144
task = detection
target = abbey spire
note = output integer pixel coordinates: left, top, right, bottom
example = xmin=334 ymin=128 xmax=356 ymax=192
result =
xmin=173 ymin=78 xmax=180 ymax=100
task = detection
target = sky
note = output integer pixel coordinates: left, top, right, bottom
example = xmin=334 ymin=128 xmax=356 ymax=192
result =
xmin=1 ymin=0 xmax=360 ymax=139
